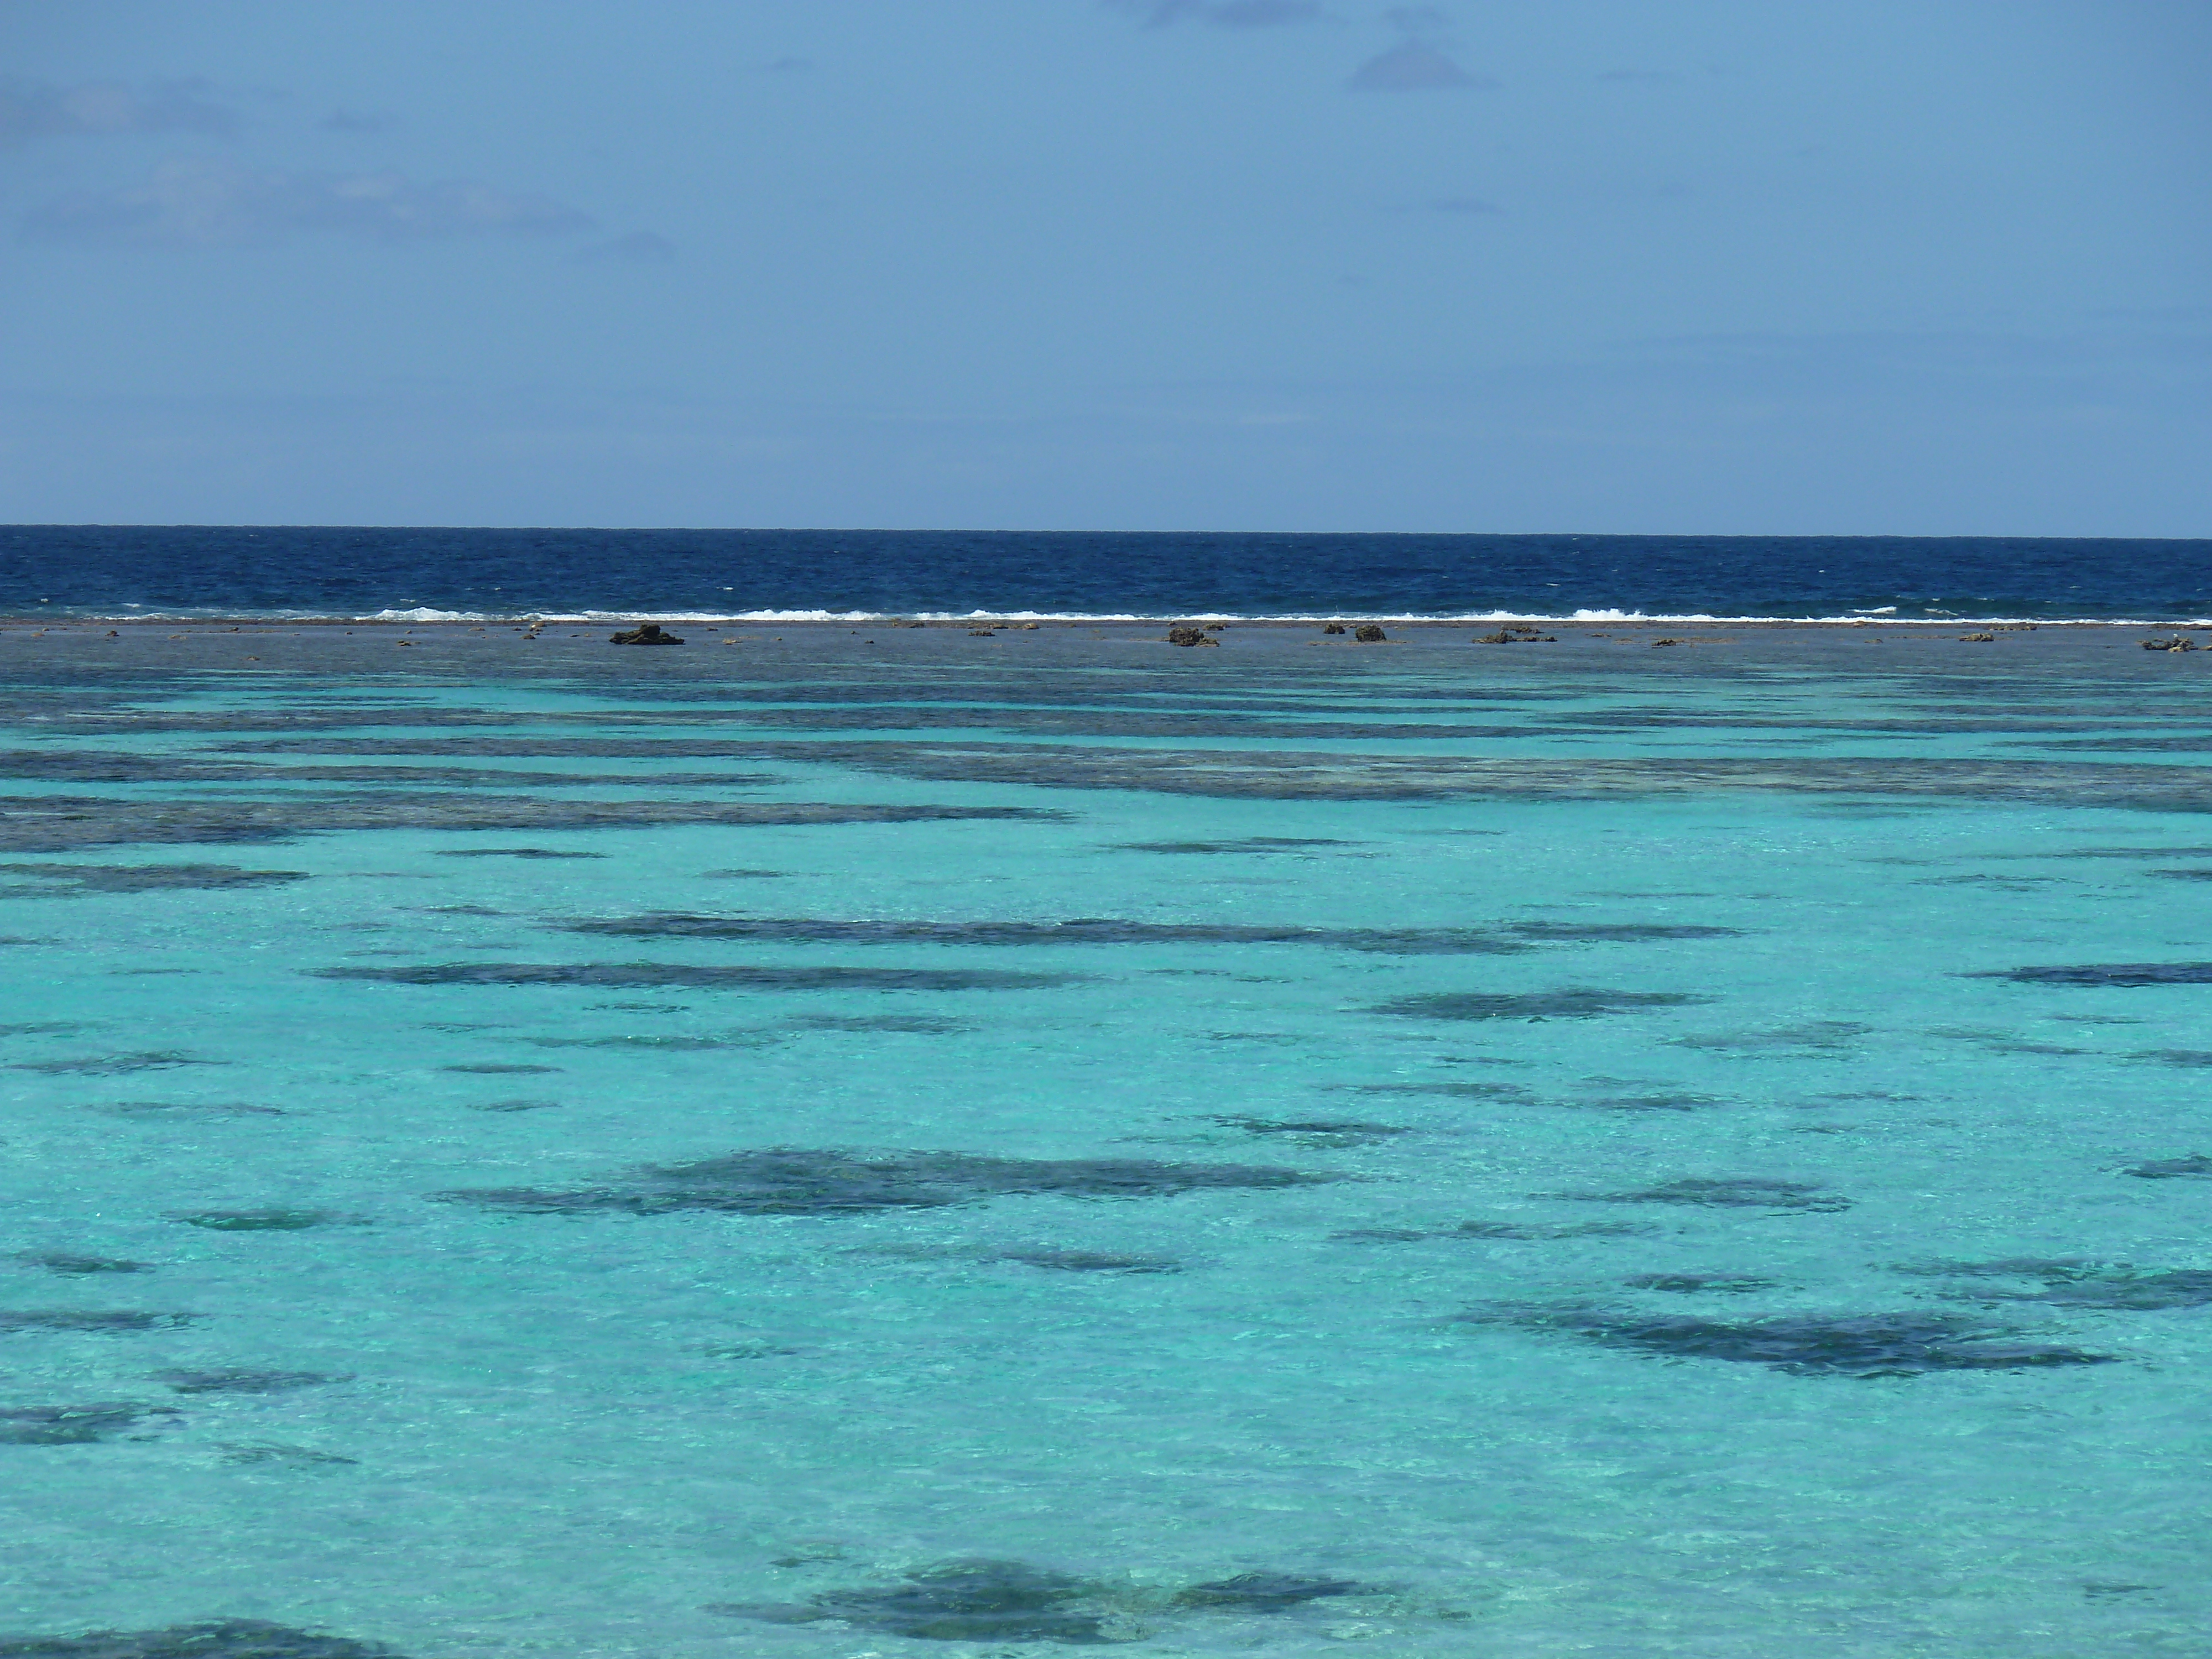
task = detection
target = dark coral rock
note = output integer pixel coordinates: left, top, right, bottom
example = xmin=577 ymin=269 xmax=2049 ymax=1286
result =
xmin=0 ymin=1622 xmax=402 ymax=1659
xmin=1465 ymin=1305 xmax=2112 ymax=1377
xmin=2124 ymin=1154 xmax=2212 ymax=1178
xmin=555 ymin=914 xmax=1524 ymax=954
xmin=13 ymin=1253 xmax=152 ymax=1275
xmin=1985 ymin=963 xmax=2212 ymax=987
xmin=714 ymin=1558 xmax=1122 ymax=1645
xmin=438 ymin=1146 xmax=1337 ymax=1218
xmin=1507 ymin=922 xmax=1744 ymax=941
xmin=1321 ymin=623 xmax=1346 ymax=634
xmin=435 ymin=848 xmax=606 ymax=859
xmin=12 ymin=1052 xmax=220 ymax=1076
xmin=1165 ymin=627 xmax=1218 ymax=648
xmin=0 ymin=1311 xmax=195 ymax=1333
xmin=1171 ymin=1573 xmax=1371 ymax=1612
xmin=170 ymin=1209 xmax=343 ymax=1232
xmin=1372 ymin=989 xmax=1707 ymax=1021
xmin=1353 ymin=625 xmax=1386 ymax=642
xmin=317 ymin=962 xmax=1085 ymax=992
xmin=1556 ymin=1177 xmax=1849 ymax=1212
xmin=1623 ymin=1274 xmax=1780 ymax=1295
xmin=1917 ymin=1260 xmax=2212 ymax=1311
xmin=153 ymin=1369 xmax=351 ymax=1395
xmin=996 ymin=1250 xmax=1182 ymax=1274
xmin=608 ymin=624 xmax=684 ymax=645
xmin=0 ymin=1404 xmax=179 ymax=1446
xmin=0 ymin=864 xmax=309 ymax=893
xmin=1213 ymin=1116 xmax=1412 ymax=1146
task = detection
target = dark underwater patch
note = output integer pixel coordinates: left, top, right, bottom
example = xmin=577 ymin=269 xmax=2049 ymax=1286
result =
xmin=13 ymin=1253 xmax=152 ymax=1275
xmin=0 ymin=863 xmax=309 ymax=894
xmin=1462 ymin=1305 xmax=2113 ymax=1377
xmin=556 ymin=914 xmax=1527 ymax=955
xmin=0 ymin=1404 xmax=179 ymax=1446
xmin=11 ymin=1052 xmax=221 ymax=1076
xmin=1985 ymin=963 xmax=2212 ymax=987
xmin=1342 ymin=1081 xmax=1535 ymax=1100
xmin=1371 ymin=989 xmax=1707 ymax=1021
xmin=997 ymin=1250 xmax=1182 ymax=1274
xmin=710 ymin=1557 xmax=1383 ymax=1645
xmin=1574 ymin=1093 xmax=1724 ymax=1112
xmin=0 ymin=1021 xmax=91 ymax=1037
xmin=437 ymin=1146 xmax=1338 ymax=1217
xmin=1506 ymin=922 xmax=1744 ymax=942
xmin=1112 ymin=837 xmax=1359 ymax=854
xmin=1623 ymin=1274 xmax=1781 ymax=1294
xmin=1336 ymin=1220 xmax=1651 ymax=1241
xmin=1213 ymin=1116 xmax=1411 ymax=1147
xmin=712 ymin=1558 xmax=1120 ymax=1645
xmin=217 ymin=1443 xmax=360 ymax=1469
xmin=2124 ymin=1154 xmax=2212 ymax=1178
xmin=440 ymin=1062 xmax=561 ymax=1074
xmin=465 ymin=1099 xmax=561 ymax=1112
xmin=435 ymin=848 xmax=607 ymax=859
xmin=1907 ymin=1259 xmax=2212 ymax=1310
xmin=1673 ymin=1021 xmax=1871 ymax=1051
xmin=526 ymin=1033 xmax=779 ymax=1051
xmin=0 ymin=796 xmax=1060 ymax=854
xmin=170 ymin=1209 xmax=347 ymax=1232
xmin=0 ymin=1311 xmax=195 ymax=1333
xmin=1551 ymin=1177 xmax=1850 ymax=1212
xmin=1170 ymin=1573 xmax=1371 ymax=1612
xmin=2132 ymin=1050 xmax=2212 ymax=1068
xmin=317 ymin=962 xmax=1086 ymax=992
xmin=96 ymin=1102 xmax=285 ymax=1119
xmin=153 ymin=1369 xmax=351 ymax=1395
xmin=789 ymin=1014 xmax=972 ymax=1034
xmin=0 ymin=1622 xmax=401 ymax=1658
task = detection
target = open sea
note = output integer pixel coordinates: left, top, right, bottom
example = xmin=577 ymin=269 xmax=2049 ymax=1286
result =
xmin=3 ymin=528 xmax=2212 ymax=1658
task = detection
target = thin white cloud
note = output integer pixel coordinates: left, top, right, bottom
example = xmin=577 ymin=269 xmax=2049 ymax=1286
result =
xmin=1107 ymin=1 xmax=1323 ymax=27
xmin=1346 ymin=39 xmax=1490 ymax=90
xmin=577 ymin=230 xmax=676 ymax=263
xmin=320 ymin=108 xmax=394 ymax=132
xmin=0 ymin=77 xmax=240 ymax=144
xmin=24 ymin=159 xmax=596 ymax=248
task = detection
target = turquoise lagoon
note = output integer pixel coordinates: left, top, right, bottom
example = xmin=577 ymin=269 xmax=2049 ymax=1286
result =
xmin=1 ymin=621 xmax=2209 ymax=1657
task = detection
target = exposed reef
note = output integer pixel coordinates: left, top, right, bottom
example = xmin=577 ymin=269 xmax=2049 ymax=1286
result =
xmin=0 ymin=1623 xmax=401 ymax=1658
xmin=439 ymin=1146 xmax=1338 ymax=1217
xmin=1460 ymin=1305 xmax=2114 ymax=1377
xmin=1547 ymin=1177 xmax=1850 ymax=1212
xmin=1371 ymin=990 xmax=1708 ymax=1020
xmin=0 ymin=1404 xmax=179 ymax=1444
xmin=318 ymin=963 xmax=1086 ymax=992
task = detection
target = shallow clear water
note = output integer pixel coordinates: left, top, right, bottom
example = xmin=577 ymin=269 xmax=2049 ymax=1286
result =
xmin=3 ymin=622 xmax=2210 ymax=1657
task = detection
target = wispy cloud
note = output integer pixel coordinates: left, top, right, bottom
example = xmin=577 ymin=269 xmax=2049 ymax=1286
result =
xmin=1347 ymin=39 xmax=1488 ymax=90
xmin=0 ymin=77 xmax=239 ymax=145
xmin=24 ymin=159 xmax=596 ymax=248
xmin=1597 ymin=69 xmax=1678 ymax=85
xmin=1107 ymin=1 xmax=1323 ymax=27
xmin=319 ymin=108 xmax=393 ymax=132
xmin=576 ymin=230 xmax=676 ymax=264
xmin=1347 ymin=8 xmax=1490 ymax=91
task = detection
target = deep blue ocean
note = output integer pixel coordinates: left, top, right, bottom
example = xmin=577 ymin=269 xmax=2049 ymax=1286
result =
xmin=4 ymin=529 xmax=2212 ymax=1658
xmin=6 ymin=525 xmax=2210 ymax=620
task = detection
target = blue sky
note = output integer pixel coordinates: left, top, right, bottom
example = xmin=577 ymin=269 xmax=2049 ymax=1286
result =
xmin=2 ymin=1 xmax=2205 ymax=533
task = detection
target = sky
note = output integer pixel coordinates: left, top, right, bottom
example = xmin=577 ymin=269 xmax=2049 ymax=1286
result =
xmin=1 ymin=0 xmax=2206 ymax=534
